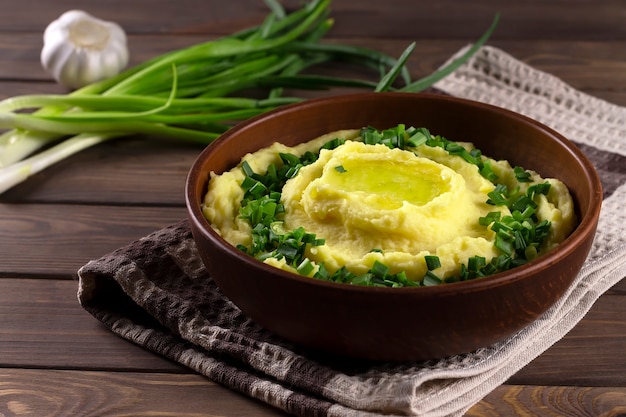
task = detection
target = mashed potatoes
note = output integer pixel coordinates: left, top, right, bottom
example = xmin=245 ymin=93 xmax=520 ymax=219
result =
xmin=203 ymin=127 xmax=577 ymax=284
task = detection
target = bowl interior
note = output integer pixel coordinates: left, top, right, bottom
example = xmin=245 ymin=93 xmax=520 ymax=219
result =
xmin=186 ymin=92 xmax=602 ymax=361
xmin=195 ymin=93 xmax=597 ymax=217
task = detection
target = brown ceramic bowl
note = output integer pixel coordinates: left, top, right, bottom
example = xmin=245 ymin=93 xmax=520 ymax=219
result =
xmin=186 ymin=92 xmax=602 ymax=362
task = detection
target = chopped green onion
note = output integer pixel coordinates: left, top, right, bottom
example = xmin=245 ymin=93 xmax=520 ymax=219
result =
xmin=296 ymin=258 xmax=315 ymax=275
xmin=314 ymin=263 xmax=330 ymax=280
xmin=528 ymin=182 xmax=552 ymax=199
xmin=487 ymin=184 xmax=510 ymax=206
xmin=236 ymin=123 xmax=553 ymax=288
xmin=525 ymin=245 xmax=539 ymax=260
xmin=479 ymin=211 xmax=501 ymax=226
xmin=424 ymin=255 xmax=441 ymax=271
xmin=371 ymin=260 xmax=390 ymax=278
xmin=511 ymin=195 xmax=535 ymax=212
xmin=514 ymin=166 xmax=532 ymax=182
xmin=279 ymin=152 xmax=301 ymax=166
xmin=407 ymin=130 xmax=429 ymax=147
xmin=423 ymin=271 xmax=442 ymax=286
xmin=320 ymin=137 xmax=345 ymax=150
xmin=479 ymin=160 xmax=499 ymax=182
xmin=467 ymin=256 xmax=486 ymax=271
xmin=495 ymin=235 xmax=514 ymax=256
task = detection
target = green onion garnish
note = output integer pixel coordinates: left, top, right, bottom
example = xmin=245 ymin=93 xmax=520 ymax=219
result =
xmin=514 ymin=166 xmax=532 ymax=182
xmin=425 ymin=255 xmax=442 ymax=271
xmin=236 ymin=123 xmax=552 ymax=288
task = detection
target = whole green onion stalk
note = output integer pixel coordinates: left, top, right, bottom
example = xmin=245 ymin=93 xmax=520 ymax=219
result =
xmin=0 ymin=0 xmax=498 ymax=194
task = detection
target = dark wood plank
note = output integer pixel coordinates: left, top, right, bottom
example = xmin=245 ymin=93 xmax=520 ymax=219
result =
xmin=0 ymin=0 xmax=270 ymax=35
xmin=0 ymin=0 xmax=624 ymax=40
xmin=0 ymin=137 xmax=199 ymax=205
xmin=0 ymin=278 xmax=186 ymax=372
xmin=0 ymin=204 xmax=186 ymax=277
xmin=325 ymin=1 xmax=626 ymax=42
xmin=508 ymin=288 xmax=626 ymax=386
xmin=468 ymin=385 xmax=626 ymax=417
xmin=2 ymin=33 xmax=626 ymax=96
xmin=0 ymin=80 xmax=66 ymax=97
xmin=0 ymin=368 xmax=288 ymax=417
xmin=490 ymin=40 xmax=626 ymax=98
xmin=1 ymin=368 xmax=626 ymax=417
xmin=0 ymin=33 xmax=45 ymax=80
xmin=612 ymin=278 xmax=626 ymax=293
xmin=0 ymin=33 xmax=213 ymax=82
xmin=1 ymin=278 xmax=625 ymax=385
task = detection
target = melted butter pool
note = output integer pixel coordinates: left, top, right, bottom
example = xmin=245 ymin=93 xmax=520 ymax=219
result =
xmin=326 ymin=158 xmax=450 ymax=209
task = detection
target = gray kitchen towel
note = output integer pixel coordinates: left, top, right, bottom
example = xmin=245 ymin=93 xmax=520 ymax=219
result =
xmin=78 ymin=45 xmax=626 ymax=417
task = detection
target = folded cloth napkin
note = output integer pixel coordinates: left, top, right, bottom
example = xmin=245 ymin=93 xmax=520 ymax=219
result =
xmin=78 ymin=45 xmax=626 ymax=417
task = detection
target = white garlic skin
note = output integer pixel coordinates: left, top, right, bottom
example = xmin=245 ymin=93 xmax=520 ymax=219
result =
xmin=41 ymin=10 xmax=129 ymax=89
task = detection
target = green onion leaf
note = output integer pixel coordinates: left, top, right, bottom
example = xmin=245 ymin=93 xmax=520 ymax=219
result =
xmin=487 ymin=184 xmax=509 ymax=206
xmin=371 ymin=260 xmax=390 ymax=278
xmin=424 ymin=255 xmax=441 ymax=271
xmin=479 ymin=211 xmax=501 ymax=226
xmin=467 ymin=256 xmax=486 ymax=271
xmin=479 ymin=160 xmax=499 ymax=182
xmin=423 ymin=271 xmax=442 ymax=286
xmin=296 ymin=258 xmax=315 ymax=275
xmin=495 ymin=234 xmax=514 ymax=256
xmin=514 ymin=166 xmax=532 ymax=182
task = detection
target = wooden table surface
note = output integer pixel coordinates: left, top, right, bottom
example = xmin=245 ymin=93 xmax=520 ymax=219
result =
xmin=1 ymin=1 xmax=625 ymax=416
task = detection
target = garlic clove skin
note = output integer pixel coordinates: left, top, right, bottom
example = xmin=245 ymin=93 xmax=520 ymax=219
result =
xmin=41 ymin=10 xmax=129 ymax=89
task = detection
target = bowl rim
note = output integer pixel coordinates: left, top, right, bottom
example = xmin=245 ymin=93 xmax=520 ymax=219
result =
xmin=186 ymin=92 xmax=603 ymax=296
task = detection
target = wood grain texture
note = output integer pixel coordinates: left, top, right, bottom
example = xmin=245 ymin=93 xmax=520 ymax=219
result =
xmin=0 ymin=137 xmax=199 ymax=205
xmin=0 ymin=279 xmax=184 ymax=371
xmin=1 ymin=368 xmax=625 ymax=417
xmin=0 ymin=205 xmax=186 ymax=277
xmin=0 ymin=0 xmax=624 ymax=40
xmin=467 ymin=385 xmax=626 ymax=417
xmin=0 ymin=369 xmax=289 ymax=417
xmin=508 ymin=290 xmax=626 ymax=386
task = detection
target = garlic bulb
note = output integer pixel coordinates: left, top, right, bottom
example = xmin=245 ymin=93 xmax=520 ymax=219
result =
xmin=41 ymin=10 xmax=129 ymax=89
